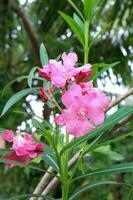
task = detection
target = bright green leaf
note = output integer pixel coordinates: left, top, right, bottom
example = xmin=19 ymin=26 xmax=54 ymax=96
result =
xmin=59 ymin=11 xmax=85 ymax=46
xmin=68 ymin=0 xmax=84 ymax=20
xmin=73 ymin=13 xmax=84 ymax=33
xmin=92 ymin=61 xmax=120 ymax=81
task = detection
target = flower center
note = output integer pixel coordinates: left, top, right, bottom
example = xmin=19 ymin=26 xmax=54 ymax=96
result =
xmin=77 ymin=110 xmax=86 ymax=120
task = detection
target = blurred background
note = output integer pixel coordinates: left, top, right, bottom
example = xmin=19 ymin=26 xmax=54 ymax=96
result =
xmin=0 ymin=0 xmax=133 ymax=199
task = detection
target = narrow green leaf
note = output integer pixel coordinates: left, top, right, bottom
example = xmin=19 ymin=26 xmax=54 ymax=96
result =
xmin=59 ymin=11 xmax=85 ymax=46
xmin=69 ymin=180 xmax=131 ymax=200
xmin=43 ymin=154 xmax=59 ymax=173
xmin=60 ymin=106 xmax=133 ymax=155
xmin=1 ymin=76 xmax=28 ymax=98
xmin=40 ymin=43 xmax=49 ymax=66
xmin=68 ymin=0 xmax=84 ymax=20
xmin=96 ymin=132 xmax=133 ymax=148
xmin=73 ymin=162 xmax=133 ymax=182
xmin=0 ymin=157 xmax=45 ymax=172
xmin=28 ymin=67 xmax=38 ymax=88
xmin=0 ymin=149 xmax=12 ymax=155
xmin=84 ymin=0 xmax=96 ymax=20
xmin=32 ymin=118 xmax=52 ymax=130
xmin=92 ymin=61 xmax=120 ymax=81
xmin=1 ymin=87 xmax=39 ymax=117
xmin=73 ymin=13 xmax=84 ymax=33
xmin=93 ymin=145 xmax=124 ymax=161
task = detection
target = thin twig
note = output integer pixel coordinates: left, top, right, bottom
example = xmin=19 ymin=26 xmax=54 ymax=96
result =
xmin=106 ymin=87 xmax=133 ymax=111
xmin=30 ymin=167 xmax=54 ymax=200
xmin=30 ymin=87 xmax=133 ymax=199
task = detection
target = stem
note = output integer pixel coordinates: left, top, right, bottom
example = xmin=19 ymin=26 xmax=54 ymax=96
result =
xmin=61 ymin=133 xmax=69 ymax=200
xmin=84 ymin=20 xmax=89 ymax=64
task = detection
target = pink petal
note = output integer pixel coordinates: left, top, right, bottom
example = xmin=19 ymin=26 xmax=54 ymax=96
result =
xmin=50 ymin=60 xmax=66 ymax=88
xmin=62 ymin=52 xmax=78 ymax=69
xmin=55 ymin=114 xmax=65 ymax=126
xmin=3 ymin=153 xmax=31 ymax=168
xmin=87 ymin=107 xmax=105 ymax=126
xmin=73 ymin=64 xmax=92 ymax=82
xmin=2 ymin=130 xmax=14 ymax=142
xmin=61 ymin=84 xmax=82 ymax=107
xmin=36 ymin=143 xmax=45 ymax=151
xmin=39 ymin=64 xmax=51 ymax=81
xmin=29 ymin=151 xmax=38 ymax=158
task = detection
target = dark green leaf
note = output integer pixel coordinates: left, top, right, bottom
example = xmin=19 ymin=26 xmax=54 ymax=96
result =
xmin=0 ymin=149 xmax=12 ymax=155
xmin=69 ymin=180 xmax=131 ymax=200
xmin=1 ymin=76 xmax=28 ymax=98
xmin=73 ymin=162 xmax=133 ymax=181
xmin=28 ymin=67 xmax=38 ymax=88
xmin=43 ymin=154 xmax=59 ymax=173
xmin=1 ymin=88 xmax=39 ymax=117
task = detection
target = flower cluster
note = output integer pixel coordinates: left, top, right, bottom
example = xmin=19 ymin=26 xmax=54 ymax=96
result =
xmin=39 ymin=52 xmax=111 ymax=137
xmin=2 ymin=130 xmax=45 ymax=168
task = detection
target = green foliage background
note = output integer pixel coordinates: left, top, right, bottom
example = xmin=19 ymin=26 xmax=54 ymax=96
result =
xmin=0 ymin=0 xmax=133 ymax=199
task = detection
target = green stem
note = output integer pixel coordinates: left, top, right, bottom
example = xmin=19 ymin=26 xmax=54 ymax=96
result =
xmin=61 ymin=133 xmax=69 ymax=200
xmin=84 ymin=20 xmax=89 ymax=64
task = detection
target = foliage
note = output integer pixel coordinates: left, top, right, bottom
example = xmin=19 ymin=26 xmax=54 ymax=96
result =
xmin=0 ymin=0 xmax=133 ymax=200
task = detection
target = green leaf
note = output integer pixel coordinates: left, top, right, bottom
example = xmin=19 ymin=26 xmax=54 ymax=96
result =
xmin=28 ymin=67 xmax=38 ymax=88
xmin=60 ymin=106 xmax=133 ymax=155
xmin=0 ymin=157 xmax=45 ymax=172
xmin=73 ymin=13 xmax=84 ymax=33
xmin=1 ymin=76 xmax=28 ymax=98
xmin=32 ymin=117 xmax=52 ymax=130
xmin=0 ymin=149 xmax=12 ymax=155
xmin=73 ymin=162 xmax=133 ymax=182
xmin=40 ymin=43 xmax=49 ymax=66
xmin=31 ymin=157 xmax=42 ymax=164
xmin=97 ymin=132 xmax=133 ymax=148
xmin=69 ymin=180 xmax=131 ymax=200
xmin=84 ymin=0 xmax=96 ymax=20
xmin=92 ymin=61 xmax=120 ymax=81
xmin=6 ymin=194 xmax=55 ymax=200
xmin=1 ymin=87 xmax=39 ymax=117
xmin=59 ymin=11 xmax=84 ymax=46
xmin=68 ymin=0 xmax=84 ymax=20
xmin=93 ymin=145 xmax=124 ymax=161
xmin=0 ymin=128 xmax=5 ymax=133
xmin=43 ymin=154 xmax=59 ymax=173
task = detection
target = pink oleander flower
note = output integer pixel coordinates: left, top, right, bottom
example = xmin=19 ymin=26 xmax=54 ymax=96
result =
xmin=39 ymin=52 xmax=92 ymax=88
xmin=2 ymin=130 xmax=45 ymax=168
xmin=55 ymin=83 xmax=110 ymax=137
xmin=73 ymin=64 xmax=92 ymax=83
